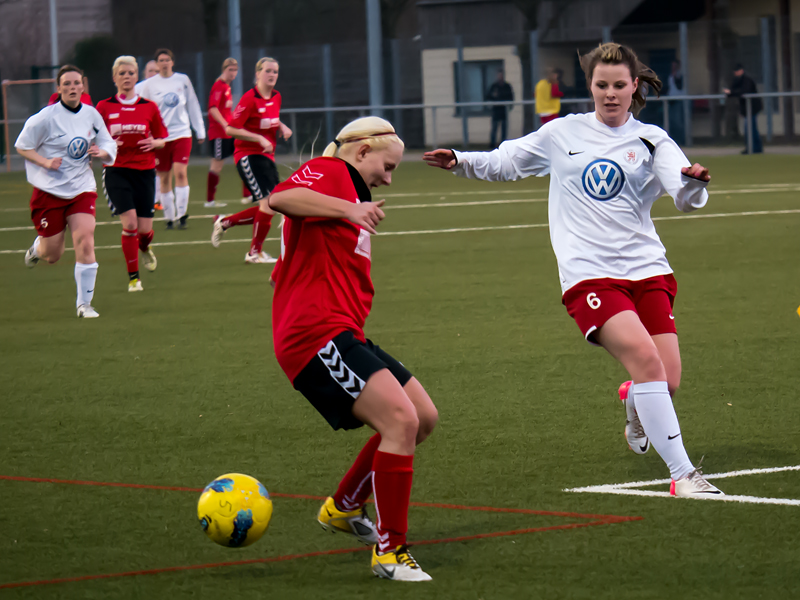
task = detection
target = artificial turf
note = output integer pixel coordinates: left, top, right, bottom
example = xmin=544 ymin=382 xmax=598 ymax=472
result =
xmin=0 ymin=153 xmax=798 ymax=598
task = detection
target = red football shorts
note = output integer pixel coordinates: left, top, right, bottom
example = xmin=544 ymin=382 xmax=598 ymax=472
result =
xmin=30 ymin=188 xmax=97 ymax=237
xmin=562 ymin=274 xmax=678 ymax=345
xmin=155 ymin=138 xmax=192 ymax=172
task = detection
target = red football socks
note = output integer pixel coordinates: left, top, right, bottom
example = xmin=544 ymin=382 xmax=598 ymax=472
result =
xmin=121 ymin=228 xmax=139 ymax=276
xmin=207 ymin=171 xmax=220 ymax=202
xmin=221 ymin=205 xmax=259 ymax=229
xmin=372 ymin=451 xmax=414 ymax=553
xmin=333 ymin=433 xmax=381 ymax=511
xmin=138 ymin=230 xmax=154 ymax=252
xmin=250 ymin=210 xmax=273 ymax=254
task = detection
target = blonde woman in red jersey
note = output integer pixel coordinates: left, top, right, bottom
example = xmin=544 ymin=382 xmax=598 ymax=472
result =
xmin=268 ymin=117 xmax=437 ymax=582
xmin=96 ymin=56 xmax=168 ymax=291
xmin=210 ymin=57 xmax=292 ymax=263
xmin=205 ymin=57 xmax=239 ymax=208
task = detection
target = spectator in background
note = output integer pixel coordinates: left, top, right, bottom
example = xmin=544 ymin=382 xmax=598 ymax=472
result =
xmin=486 ymin=69 xmax=513 ymax=148
xmin=724 ymin=64 xmax=762 ymax=154
xmin=666 ymin=60 xmax=685 ymax=146
xmin=535 ymin=68 xmax=564 ymax=125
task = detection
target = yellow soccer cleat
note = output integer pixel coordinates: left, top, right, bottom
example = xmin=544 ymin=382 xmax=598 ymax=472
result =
xmin=371 ymin=545 xmax=432 ymax=582
xmin=317 ymin=496 xmax=378 ymax=545
xmin=128 ymin=278 xmax=144 ymax=292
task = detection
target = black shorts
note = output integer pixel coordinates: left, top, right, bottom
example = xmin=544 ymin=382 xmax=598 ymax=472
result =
xmin=292 ymin=330 xmax=413 ymax=431
xmin=103 ymin=167 xmax=156 ymax=218
xmin=212 ymin=137 xmax=234 ymax=160
xmin=236 ymin=154 xmax=280 ymax=201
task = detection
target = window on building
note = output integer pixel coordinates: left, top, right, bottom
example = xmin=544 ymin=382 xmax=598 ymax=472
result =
xmin=453 ymin=60 xmax=504 ymax=116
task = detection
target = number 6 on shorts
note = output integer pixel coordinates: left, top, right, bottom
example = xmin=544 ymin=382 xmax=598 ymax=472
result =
xmin=586 ymin=292 xmax=601 ymax=309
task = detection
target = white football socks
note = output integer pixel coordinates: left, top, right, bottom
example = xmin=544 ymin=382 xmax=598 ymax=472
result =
xmin=175 ymin=185 xmax=190 ymax=219
xmin=162 ymin=191 xmax=176 ymax=222
xmin=75 ymin=262 xmax=98 ymax=307
xmin=632 ymin=381 xmax=694 ymax=481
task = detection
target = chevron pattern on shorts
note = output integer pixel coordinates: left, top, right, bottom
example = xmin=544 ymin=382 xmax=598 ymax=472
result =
xmin=240 ymin=156 xmax=263 ymax=200
xmin=318 ymin=341 xmax=365 ymax=399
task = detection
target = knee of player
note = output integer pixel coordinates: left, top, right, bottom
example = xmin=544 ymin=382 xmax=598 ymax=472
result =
xmin=638 ymin=347 xmax=667 ymax=381
xmin=389 ymin=406 xmax=420 ymax=445
xmin=417 ymin=405 xmax=439 ymax=441
xmin=73 ymin=234 xmax=94 ymax=253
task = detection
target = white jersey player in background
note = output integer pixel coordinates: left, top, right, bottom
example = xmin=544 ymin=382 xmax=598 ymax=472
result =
xmin=16 ymin=65 xmax=117 ymax=318
xmin=424 ymin=42 xmax=723 ymax=497
xmin=138 ymin=48 xmax=205 ymax=229
xmin=132 ymin=60 xmax=161 ymax=213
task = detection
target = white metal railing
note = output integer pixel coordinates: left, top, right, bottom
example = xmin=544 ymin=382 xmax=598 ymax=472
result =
xmin=3 ymin=91 xmax=800 ymax=169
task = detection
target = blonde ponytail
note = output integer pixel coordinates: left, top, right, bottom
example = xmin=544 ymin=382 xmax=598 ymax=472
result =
xmin=323 ymin=116 xmax=403 ymax=158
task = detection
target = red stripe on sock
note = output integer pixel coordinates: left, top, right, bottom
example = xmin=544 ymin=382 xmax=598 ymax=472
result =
xmin=250 ymin=211 xmax=273 ymax=254
xmin=121 ymin=229 xmax=138 ymax=273
xmin=372 ymin=451 xmax=414 ymax=551
xmin=333 ymin=434 xmax=381 ymax=510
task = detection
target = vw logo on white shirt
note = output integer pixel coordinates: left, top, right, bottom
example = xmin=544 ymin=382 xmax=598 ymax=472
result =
xmin=582 ymin=159 xmax=625 ymax=201
xmin=163 ymin=92 xmax=180 ymax=108
xmin=67 ymin=137 xmax=89 ymax=159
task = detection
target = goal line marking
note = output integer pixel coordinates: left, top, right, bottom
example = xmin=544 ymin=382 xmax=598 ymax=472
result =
xmin=565 ymin=464 xmax=800 ymax=506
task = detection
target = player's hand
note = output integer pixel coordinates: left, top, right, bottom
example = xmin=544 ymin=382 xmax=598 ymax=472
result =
xmin=345 ymin=199 xmax=385 ymax=235
xmin=44 ymin=157 xmax=62 ymax=170
xmin=137 ymin=137 xmax=159 ymax=152
xmin=723 ymin=88 xmax=731 ymax=95
xmin=279 ymin=123 xmax=293 ymax=140
xmin=88 ymin=145 xmax=110 ymax=161
xmin=681 ymin=163 xmax=710 ymax=182
xmin=423 ymin=149 xmax=457 ymax=170
xmin=260 ymin=137 xmax=274 ymax=154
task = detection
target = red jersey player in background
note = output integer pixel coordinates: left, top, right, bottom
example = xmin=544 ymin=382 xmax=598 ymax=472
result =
xmin=205 ymin=57 xmax=239 ymax=208
xmin=17 ymin=65 xmax=117 ymax=318
xmin=210 ymin=57 xmax=292 ymax=264
xmin=268 ymin=117 xmax=437 ymax=581
xmin=96 ymin=56 xmax=167 ymax=292
xmin=48 ymin=75 xmax=93 ymax=107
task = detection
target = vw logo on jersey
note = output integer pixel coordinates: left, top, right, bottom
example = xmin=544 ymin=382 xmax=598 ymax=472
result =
xmin=163 ymin=92 xmax=180 ymax=108
xmin=582 ymin=159 xmax=625 ymax=201
xmin=67 ymin=137 xmax=89 ymax=160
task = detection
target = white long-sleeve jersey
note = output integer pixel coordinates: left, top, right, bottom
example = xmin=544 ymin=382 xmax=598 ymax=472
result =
xmin=138 ymin=73 xmax=205 ymax=141
xmin=453 ymin=111 xmax=708 ymax=294
xmin=15 ymin=102 xmax=117 ymax=199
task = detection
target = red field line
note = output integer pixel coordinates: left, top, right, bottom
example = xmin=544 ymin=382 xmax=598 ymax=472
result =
xmin=0 ymin=474 xmax=643 ymax=590
xmin=0 ymin=519 xmax=637 ymax=590
xmin=0 ymin=475 xmax=628 ymax=520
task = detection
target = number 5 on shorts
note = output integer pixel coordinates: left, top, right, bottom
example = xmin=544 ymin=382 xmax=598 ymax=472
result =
xmin=586 ymin=292 xmax=601 ymax=310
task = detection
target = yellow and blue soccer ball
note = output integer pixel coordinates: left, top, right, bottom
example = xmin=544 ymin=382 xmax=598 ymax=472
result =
xmin=197 ymin=473 xmax=273 ymax=547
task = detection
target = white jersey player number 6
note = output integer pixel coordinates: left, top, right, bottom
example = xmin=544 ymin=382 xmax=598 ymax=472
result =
xmin=586 ymin=293 xmax=601 ymax=310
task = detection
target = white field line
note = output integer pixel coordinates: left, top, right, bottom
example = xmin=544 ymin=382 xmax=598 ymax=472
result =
xmin=2 ymin=189 xmax=800 ymax=232
xmin=1 ymin=208 xmax=799 ymax=255
xmin=565 ymin=464 xmax=800 ymax=506
xmin=0 ymin=183 xmax=799 ymax=214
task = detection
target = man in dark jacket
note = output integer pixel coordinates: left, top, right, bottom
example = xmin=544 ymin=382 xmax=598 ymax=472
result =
xmin=724 ymin=64 xmax=763 ymax=154
xmin=486 ymin=69 xmax=514 ymax=148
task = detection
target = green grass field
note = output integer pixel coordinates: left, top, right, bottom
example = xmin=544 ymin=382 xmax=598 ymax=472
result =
xmin=0 ymin=154 xmax=799 ymax=599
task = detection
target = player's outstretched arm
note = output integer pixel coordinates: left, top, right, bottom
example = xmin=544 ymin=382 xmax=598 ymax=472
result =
xmin=269 ymin=189 xmax=385 ymax=234
xmin=654 ymin=138 xmax=710 ymax=213
xmin=422 ymin=149 xmax=457 ymax=170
